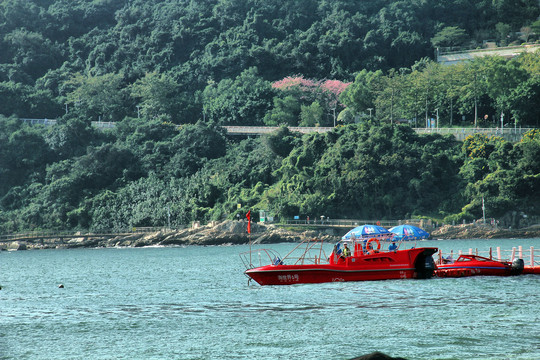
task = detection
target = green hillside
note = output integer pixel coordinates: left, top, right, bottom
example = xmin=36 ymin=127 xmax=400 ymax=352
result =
xmin=1 ymin=0 xmax=540 ymax=232
xmin=1 ymin=0 xmax=539 ymax=123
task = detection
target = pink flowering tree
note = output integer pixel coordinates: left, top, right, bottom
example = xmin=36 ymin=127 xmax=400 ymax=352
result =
xmin=272 ymin=76 xmax=351 ymax=126
xmin=272 ymin=76 xmax=320 ymax=92
xmin=320 ymin=79 xmax=351 ymax=125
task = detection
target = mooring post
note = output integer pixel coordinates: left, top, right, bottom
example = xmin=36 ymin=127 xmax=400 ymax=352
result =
xmin=531 ymin=246 xmax=534 ymax=266
xmin=489 ymin=247 xmax=492 ymax=260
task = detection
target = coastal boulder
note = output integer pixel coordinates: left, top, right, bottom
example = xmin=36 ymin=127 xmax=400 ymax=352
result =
xmin=349 ymin=352 xmax=408 ymax=360
xmin=8 ymin=241 xmax=27 ymax=251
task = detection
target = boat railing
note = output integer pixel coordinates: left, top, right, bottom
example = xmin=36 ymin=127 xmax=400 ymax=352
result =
xmin=281 ymin=237 xmax=416 ymax=265
xmin=240 ymin=239 xmax=332 ymax=269
xmin=437 ymin=246 xmax=540 ymax=267
xmin=240 ymin=237 xmax=429 ymax=272
xmin=281 ymin=238 xmax=330 ymax=265
xmin=240 ymin=248 xmax=282 ymax=269
xmin=340 ymin=237 xmax=414 ymax=255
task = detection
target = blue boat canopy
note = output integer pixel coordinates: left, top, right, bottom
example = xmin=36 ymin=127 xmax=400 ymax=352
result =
xmin=342 ymin=224 xmax=392 ymax=240
xmin=388 ymin=224 xmax=430 ymax=241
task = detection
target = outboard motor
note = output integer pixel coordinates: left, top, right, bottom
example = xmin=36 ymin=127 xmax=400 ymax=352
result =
xmin=415 ymin=254 xmax=436 ymax=279
xmin=511 ymin=258 xmax=524 ymax=275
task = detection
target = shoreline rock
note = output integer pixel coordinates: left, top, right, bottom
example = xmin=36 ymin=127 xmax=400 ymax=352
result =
xmin=431 ymin=223 xmax=540 ymax=239
xmin=0 ymin=221 xmax=341 ymax=250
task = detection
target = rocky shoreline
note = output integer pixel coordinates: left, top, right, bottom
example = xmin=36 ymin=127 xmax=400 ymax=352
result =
xmin=2 ymin=220 xmax=338 ymax=250
xmin=3 ymin=220 xmax=540 ymax=250
xmin=431 ymin=223 xmax=540 ymax=239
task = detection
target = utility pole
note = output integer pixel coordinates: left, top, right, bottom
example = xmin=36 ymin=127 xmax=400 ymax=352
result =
xmin=450 ymin=98 xmax=453 ymax=126
xmin=474 ymin=72 xmax=478 ymax=128
xmin=474 ymin=98 xmax=478 ymax=128
xmin=390 ymin=87 xmax=394 ymax=124
xmin=482 ymin=197 xmax=486 ymax=224
xmin=425 ymin=98 xmax=428 ymax=128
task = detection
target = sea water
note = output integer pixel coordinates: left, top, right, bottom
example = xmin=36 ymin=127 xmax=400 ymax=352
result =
xmin=1 ymin=239 xmax=539 ymax=360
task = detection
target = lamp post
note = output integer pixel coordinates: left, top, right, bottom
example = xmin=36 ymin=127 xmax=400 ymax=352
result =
xmin=474 ymin=98 xmax=478 ymax=128
xmin=425 ymin=98 xmax=429 ymax=128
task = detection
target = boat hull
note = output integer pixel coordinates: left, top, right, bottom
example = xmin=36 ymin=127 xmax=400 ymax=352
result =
xmin=245 ymin=247 xmax=437 ymax=286
xmin=523 ymin=266 xmax=540 ymax=275
xmin=435 ymin=267 xmax=509 ymax=277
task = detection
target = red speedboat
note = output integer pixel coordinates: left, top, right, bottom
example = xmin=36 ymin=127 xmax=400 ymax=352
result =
xmin=240 ymin=237 xmax=438 ymax=286
xmin=524 ymin=265 xmax=540 ymax=275
xmin=435 ymin=254 xmax=524 ymax=277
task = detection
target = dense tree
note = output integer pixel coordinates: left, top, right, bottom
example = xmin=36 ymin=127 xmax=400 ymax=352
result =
xmin=0 ymin=116 xmax=51 ymax=197
xmin=338 ymin=54 xmax=540 ymax=128
xmin=63 ymin=72 xmax=127 ymax=122
xmin=431 ymin=26 xmax=468 ymax=48
xmin=45 ymin=114 xmax=103 ymax=160
xmin=340 ymin=69 xmax=383 ymax=118
xmin=1 ymin=116 xmax=540 ymax=232
xmin=262 ymin=126 xmax=301 ymax=158
xmin=130 ymin=72 xmax=182 ymax=122
xmin=1 ymin=0 xmax=538 ymax=119
xmin=263 ymin=95 xmax=301 ymax=126
xmin=300 ymin=102 xmax=324 ymax=127
xmin=267 ymin=124 xmax=463 ymax=220
xmin=457 ymin=132 xmax=540 ymax=222
xmin=202 ymin=67 xmax=274 ymax=126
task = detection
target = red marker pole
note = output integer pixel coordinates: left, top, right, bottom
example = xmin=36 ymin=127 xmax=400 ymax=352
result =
xmin=246 ymin=210 xmax=252 ymax=266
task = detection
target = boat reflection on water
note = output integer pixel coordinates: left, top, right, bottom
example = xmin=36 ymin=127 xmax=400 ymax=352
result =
xmin=240 ymin=234 xmax=438 ymax=286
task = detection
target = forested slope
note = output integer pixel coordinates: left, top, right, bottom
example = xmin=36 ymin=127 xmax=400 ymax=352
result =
xmin=1 ymin=0 xmax=540 ymax=232
xmin=2 ymin=115 xmax=540 ymax=232
xmin=1 ymin=0 xmax=539 ymax=122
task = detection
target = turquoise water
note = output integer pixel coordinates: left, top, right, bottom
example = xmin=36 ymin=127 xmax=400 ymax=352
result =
xmin=1 ymin=239 xmax=539 ymax=360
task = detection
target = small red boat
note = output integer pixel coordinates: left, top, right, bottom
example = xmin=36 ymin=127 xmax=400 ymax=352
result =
xmin=523 ymin=265 xmax=540 ymax=275
xmin=240 ymin=237 xmax=438 ymax=286
xmin=435 ymin=254 xmax=524 ymax=277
